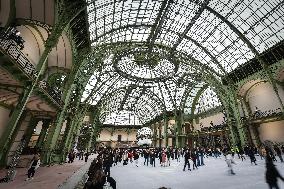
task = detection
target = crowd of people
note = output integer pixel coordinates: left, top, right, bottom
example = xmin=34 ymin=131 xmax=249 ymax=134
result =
xmin=20 ymin=142 xmax=284 ymax=189
xmin=82 ymin=143 xmax=284 ymax=189
xmin=68 ymin=150 xmax=90 ymax=163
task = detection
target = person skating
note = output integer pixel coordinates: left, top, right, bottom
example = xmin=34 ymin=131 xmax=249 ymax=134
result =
xmin=248 ymin=147 xmax=257 ymax=165
xmin=183 ymin=149 xmax=191 ymax=171
xmin=166 ymin=149 xmax=171 ymax=166
xmin=191 ymin=150 xmax=198 ymax=170
xmin=150 ymin=150 xmax=156 ymax=167
xmin=133 ymin=150 xmax=139 ymax=167
xmin=266 ymin=156 xmax=284 ymax=189
xmin=143 ymin=149 xmax=150 ymax=166
xmin=274 ymin=145 xmax=283 ymax=163
xmin=85 ymin=151 xmax=90 ymax=162
xmin=224 ymin=151 xmax=236 ymax=175
xmin=239 ymin=148 xmax=246 ymax=161
xmin=161 ymin=150 xmax=167 ymax=167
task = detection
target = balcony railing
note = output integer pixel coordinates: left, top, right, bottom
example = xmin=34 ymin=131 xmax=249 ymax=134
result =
xmin=0 ymin=29 xmax=62 ymax=105
xmin=0 ymin=34 xmax=37 ymax=78
xmin=200 ymin=124 xmax=228 ymax=132
xmin=252 ymin=108 xmax=282 ymax=120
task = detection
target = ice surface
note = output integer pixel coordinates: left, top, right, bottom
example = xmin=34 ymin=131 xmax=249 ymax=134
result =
xmin=111 ymin=155 xmax=284 ymax=189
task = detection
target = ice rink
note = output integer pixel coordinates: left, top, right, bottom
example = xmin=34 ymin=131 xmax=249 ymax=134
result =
xmin=111 ymin=155 xmax=284 ymax=189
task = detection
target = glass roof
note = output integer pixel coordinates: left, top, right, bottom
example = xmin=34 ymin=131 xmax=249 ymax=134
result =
xmin=194 ymin=87 xmax=222 ymax=114
xmin=83 ymin=0 xmax=284 ymax=125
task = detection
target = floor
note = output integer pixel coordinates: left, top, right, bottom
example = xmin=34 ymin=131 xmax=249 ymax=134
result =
xmin=0 ymin=156 xmax=93 ymax=189
xmin=111 ymin=155 xmax=284 ymax=189
xmin=1 ymin=154 xmax=283 ymax=189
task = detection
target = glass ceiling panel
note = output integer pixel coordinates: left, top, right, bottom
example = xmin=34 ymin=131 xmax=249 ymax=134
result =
xmin=102 ymin=111 xmax=142 ymax=126
xmin=194 ymin=86 xmax=222 ymax=114
xmin=183 ymin=82 xmax=205 ymax=114
xmin=210 ymin=0 xmax=284 ymax=53
xmin=84 ymin=0 xmax=284 ymax=125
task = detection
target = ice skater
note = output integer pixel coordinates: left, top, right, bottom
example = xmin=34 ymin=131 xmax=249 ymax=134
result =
xmin=248 ymin=147 xmax=257 ymax=165
xmin=224 ymin=151 xmax=236 ymax=175
xmin=266 ymin=156 xmax=284 ymax=189
xmin=183 ymin=149 xmax=191 ymax=171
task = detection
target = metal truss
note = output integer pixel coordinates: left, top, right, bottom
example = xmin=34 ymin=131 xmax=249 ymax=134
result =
xmin=79 ymin=0 xmax=284 ymax=125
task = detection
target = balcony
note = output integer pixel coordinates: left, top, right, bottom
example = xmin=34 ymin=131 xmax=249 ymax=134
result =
xmin=0 ymin=28 xmax=63 ymax=106
xmin=242 ymin=108 xmax=284 ymax=124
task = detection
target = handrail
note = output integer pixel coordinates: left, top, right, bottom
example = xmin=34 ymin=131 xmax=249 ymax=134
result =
xmin=0 ymin=38 xmax=37 ymax=78
xmin=0 ymin=37 xmax=62 ymax=105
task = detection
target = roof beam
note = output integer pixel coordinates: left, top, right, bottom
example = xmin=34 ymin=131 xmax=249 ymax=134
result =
xmin=172 ymin=0 xmax=210 ymax=50
xmin=183 ymin=35 xmax=227 ymax=74
xmin=118 ymin=85 xmax=133 ymax=111
xmin=146 ymin=0 xmax=173 ymax=52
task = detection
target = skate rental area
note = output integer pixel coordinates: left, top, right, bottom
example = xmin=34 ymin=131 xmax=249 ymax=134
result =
xmin=0 ymin=0 xmax=284 ymax=189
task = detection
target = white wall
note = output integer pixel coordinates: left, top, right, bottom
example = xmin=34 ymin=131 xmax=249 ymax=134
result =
xmin=0 ymin=106 xmax=11 ymax=139
xmin=246 ymin=82 xmax=283 ymax=112
xmin=193 ymin=112 xmax=224 ymax=131
xmin=258 ymin=120 xmax=284 ymax=143
xmin=98 ymin=129 xmax=138 ymax=142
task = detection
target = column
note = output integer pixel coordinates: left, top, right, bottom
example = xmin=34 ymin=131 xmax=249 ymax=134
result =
xmin=24 ymin=118 xmax=40 ymax=148
xmin=0 ymin=87 xmax=32 ymax=163
xmin=87 ymin=128 xmax=94 ymax=152
xmin=175 ymin=112 xmax=183 ymax=148
xmin=42 ymin=84 xmax=76 ymax=164
xmin=163 ymin=116 xmax=168 ymax=147
xmin=250 ymin=124 xmax=261 ymax=147
xmin=227 ymin=85 xmax=249 ymax=147
xmin=158 ymin=125 xmax=162 ymax=148
xmin=153 ymin=124 xmax=157 ymax=147
xmin=35 ymin=119 xmax=51 ymax=150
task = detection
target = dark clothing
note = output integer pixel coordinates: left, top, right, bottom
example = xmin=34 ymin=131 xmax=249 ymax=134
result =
xmin=150 ymin=154 xmax=155 ymax=167
xmin=103 ymin=154 xmax=113 ymax=176
xmin=274 ymin=147 xmax=283 ymax=162
xmin=28 ymin=167 xmax=35 ymax=178
xmin=266 ymin=160 xmax=284 ymax=189
xmin=184 ymin=152 xmax=190 ymax=162
xmin=183 ymin=161 xmax=191 ymax=171
xmin=84 ymin=176 xmax=116 ymax=189
xmin=268 ymin=183 xmax=280 ymax=189
xmin=133 ymin=153 xmax=139 ymax=160
xmin=143 ymin=150 xmax=149 ymax=166
xmin=248 ymin=148 xmax=257 ymax=164
xmin=183 ymin=151 xmax=191 ymax=171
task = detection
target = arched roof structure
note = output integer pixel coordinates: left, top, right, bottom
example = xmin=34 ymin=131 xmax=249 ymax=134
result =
xmin=79 ymin=0 xmax=284 ymax=125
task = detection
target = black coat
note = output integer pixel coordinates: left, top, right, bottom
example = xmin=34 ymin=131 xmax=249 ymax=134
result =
xmin=266 ymin=162 xmax=283 ymax=184
xmin=184 ymin=152 xmax=190 ymax=162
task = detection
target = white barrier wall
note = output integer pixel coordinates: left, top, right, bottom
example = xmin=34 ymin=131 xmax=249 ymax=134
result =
xmin=0 ymin=106 xmax=11 ymax=139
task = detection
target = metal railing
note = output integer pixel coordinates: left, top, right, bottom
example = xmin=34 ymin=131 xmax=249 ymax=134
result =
xmin=252 ymin=108 xmax=282 ymax=120
xmin=0 ymin=30 xmax=62 ymax=105
xmin=0 ymin=36 xmax=37 ymax=78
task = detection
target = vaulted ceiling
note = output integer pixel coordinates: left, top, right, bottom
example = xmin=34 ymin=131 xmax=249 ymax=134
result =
xmin=78 ymin=0 xmax=284 ymax=125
